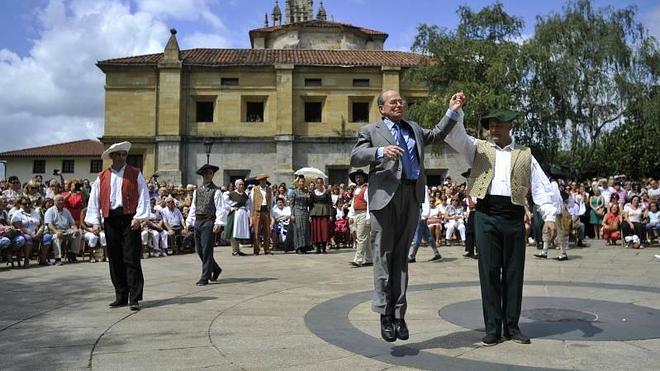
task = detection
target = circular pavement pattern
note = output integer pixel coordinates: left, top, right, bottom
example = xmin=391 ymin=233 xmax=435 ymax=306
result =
xmin=305 ymin=281 xmax=660 ymax=371
xmin=440 ymin=296 xmax=660 ymax=341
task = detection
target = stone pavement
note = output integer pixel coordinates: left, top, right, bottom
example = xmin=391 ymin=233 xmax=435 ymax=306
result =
xmin=1 ymin=239 xmax=660 ymax=370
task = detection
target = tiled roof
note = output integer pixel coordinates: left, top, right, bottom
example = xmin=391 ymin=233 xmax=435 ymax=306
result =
xmin=0 ymin=140 xmax=104 ymax=158
xmin=98 ymin=48 xmax=421 ymax=67
xmin=249 ymin=20 xmax=388 ymax=37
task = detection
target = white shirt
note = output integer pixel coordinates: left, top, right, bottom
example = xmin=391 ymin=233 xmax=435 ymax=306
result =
xmin=444 ymin=109 xmax=557 ymax=221
xmin=185 ymin=187 xmax=225 ymax=226
xmin=85 ymin=164 xmax=150 ymax=226
xmin=271 ymin=205 xmax=291 ymax=220
xmin=160 ymin=206 xmax=184 ymax=227
xmin=11 ymin=209 xmax=42 ymax=235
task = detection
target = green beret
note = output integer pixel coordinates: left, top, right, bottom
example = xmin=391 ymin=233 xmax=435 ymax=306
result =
xmin=480 ymin=108 xmax=518 ymax=129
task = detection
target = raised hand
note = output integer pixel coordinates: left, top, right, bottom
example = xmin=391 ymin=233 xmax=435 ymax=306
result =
xmin=449 ymin=92 xmax=466 ymax=112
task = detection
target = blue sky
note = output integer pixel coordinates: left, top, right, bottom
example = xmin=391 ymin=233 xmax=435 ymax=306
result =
xmin=0 ymin=0 xmax=658 ymax=153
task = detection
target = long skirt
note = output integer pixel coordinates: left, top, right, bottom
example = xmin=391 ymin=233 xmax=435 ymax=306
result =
xmin=311 ymin=216 xmax=330 ymax=243
xmin=292 ymin=210 xmax=310 ymax=249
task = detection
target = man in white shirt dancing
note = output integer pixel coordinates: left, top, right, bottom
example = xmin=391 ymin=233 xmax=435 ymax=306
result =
xmin=85 ymin=142 xmax=150 ymax=311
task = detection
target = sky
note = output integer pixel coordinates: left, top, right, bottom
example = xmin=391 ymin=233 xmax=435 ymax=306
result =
xmin=0 ymin=0 xmax=658 ymax=153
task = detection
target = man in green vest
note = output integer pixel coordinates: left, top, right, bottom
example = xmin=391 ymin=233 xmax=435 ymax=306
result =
xmin=443 ymin=92 xmax=557 ymax=346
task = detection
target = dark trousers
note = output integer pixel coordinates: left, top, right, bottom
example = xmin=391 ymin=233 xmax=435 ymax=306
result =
xmin=194 ymin=219 xmax=221 ymax=281
xmin=370 ymin=183 xmax=419 ymax=319
xmin=475 ymin=211 xmax=525 ymax=338
xmin=104 ymin=214 xmax=143 ymax=304
xmin=465 ymin=210 xmax=476 ymax=255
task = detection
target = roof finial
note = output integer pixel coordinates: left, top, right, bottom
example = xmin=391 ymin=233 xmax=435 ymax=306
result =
xmin=170 ymin=28 xmax=177 ymax=35
xmin=316 ymin=1 xmax=327 ymax=21
xmin=264 ymin=13 xmax=269 ymax=27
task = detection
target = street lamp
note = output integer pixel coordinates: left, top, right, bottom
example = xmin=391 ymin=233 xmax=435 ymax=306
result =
xmin=203 ymin=137 xmax=213 ymax=164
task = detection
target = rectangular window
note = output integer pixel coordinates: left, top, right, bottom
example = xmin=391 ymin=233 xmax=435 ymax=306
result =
xmin=90 ymin=159 xmax=103 ymax=173
xmin=221 ymin=78 xmax=239 ymax=86
xmin=351 ymin=102 xmax=370 ymax=123
xmin=32 ymin=160 xmax=46 ymax=174
xmin=328 ymin=167 xmax=349 ymax=185
xmin=304 ymin=78 xmax=322 ymax=87
xmin=196 ymin=101 xmax=214 ymax=122
xmin=62 ymin=160 xmax=74 ymax=174
xmin=245 ymin=101 xmax=265 ymax=122
xmin=304 ymin=101 xmax=323 ymax=122
xmin=353 ymin=79 xmax=370 ymax=87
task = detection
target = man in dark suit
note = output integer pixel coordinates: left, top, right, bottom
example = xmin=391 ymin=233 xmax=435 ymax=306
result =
xmin=350 ymin=90 xmax=456 ymax=342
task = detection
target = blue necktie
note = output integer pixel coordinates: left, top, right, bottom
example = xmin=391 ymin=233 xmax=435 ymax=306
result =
xmin=393 ymin=123 xmax=417 ymax=180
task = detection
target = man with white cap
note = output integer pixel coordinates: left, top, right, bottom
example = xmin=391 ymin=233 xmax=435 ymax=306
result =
xmin=86 ymin=141 xmax=150 ymax=311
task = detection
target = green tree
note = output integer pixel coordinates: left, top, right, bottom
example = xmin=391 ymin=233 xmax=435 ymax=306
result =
xmin=522 ymin=0 xmax=658 ymax=177
xmin=406 ymin=2 xmax=526 ymax=138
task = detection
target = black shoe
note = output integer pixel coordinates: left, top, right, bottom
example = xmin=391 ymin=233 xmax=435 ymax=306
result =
xmin=350 ymin=261 xmax=361 ymax=268
xmin=428 ymin=254 xmax=443 ymax=262
xmin=554 ymin=254 xmax=568 ymax=261
xmin=129 ymin=302 xmax=141 ymax=311
xmin=481 ymin=334 xmax=500 ymax=346
xmin=232 ymin=251 xmax=247 ymax=256
xmin=362 ymin=262 xmax=373 ymax=267
xmin=109 ymin=300 xmax=128 ymax=308
xmin=505 ymin=331 xmax=531 ymax=344
xmin=395 ymin=318 xmax=409 ymax=340
xmin=577 ymin=241 xmax=588 ymax=247
xmin=196 ymin=280 xmax=208 ymax=286
xmin=534 ymin=252 xmax=548 ymax=259
xmin=211 ymin=268 xmax=222 ymax=281
xmin=407 ymin=256 xmax=416 ymax=263
xmin=380 ymin=315 xmax=396 ymax=342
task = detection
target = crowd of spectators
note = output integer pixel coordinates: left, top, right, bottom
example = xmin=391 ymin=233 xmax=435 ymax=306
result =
xmin=1 ymin=171 xmax=658 ymax=269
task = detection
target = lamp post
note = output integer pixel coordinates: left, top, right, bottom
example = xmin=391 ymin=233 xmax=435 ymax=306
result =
xmin=203 ymin=137 xmax=213 ymax=164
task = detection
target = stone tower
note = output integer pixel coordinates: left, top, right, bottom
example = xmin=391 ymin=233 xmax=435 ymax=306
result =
xmin=284 ymin=0 xmax=313 ymax=24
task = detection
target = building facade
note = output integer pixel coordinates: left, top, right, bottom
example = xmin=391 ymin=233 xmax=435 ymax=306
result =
xmin=96 ymin=2 xmax=465 ymax=186
xmin=0 ymin=140 xmax=105 ymax=184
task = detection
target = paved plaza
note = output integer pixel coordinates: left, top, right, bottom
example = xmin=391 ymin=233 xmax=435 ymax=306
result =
xmin=2 ymin=239 xmax=660 ymax=370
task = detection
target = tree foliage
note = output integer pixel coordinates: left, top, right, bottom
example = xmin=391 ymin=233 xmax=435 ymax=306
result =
xmin=405 ymin=0 xmax=659 ymax=179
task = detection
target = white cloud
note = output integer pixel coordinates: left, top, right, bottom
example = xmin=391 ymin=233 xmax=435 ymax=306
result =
xmin=0 ymin=0 xmax=232 ymax=153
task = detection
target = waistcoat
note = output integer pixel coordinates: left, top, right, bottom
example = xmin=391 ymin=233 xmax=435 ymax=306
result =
xmin=99 ymin=165 xmax=139 ymax=218
xmin=467 ymin=140 xmax=532 ymax=206
xmin=195 ymin=183 xmax=218 ymax=215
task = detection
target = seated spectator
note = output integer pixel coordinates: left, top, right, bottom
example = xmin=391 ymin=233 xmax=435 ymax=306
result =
xmin=141 ymin=198 xmax=168 ymax=257
xmin=44 ymin=194 xmax=81 ymax=265
xmin=161 ymin=196 xmax=187 ymax=254
xmin=80 ymin=207 xmax=107 ymax=263
xmin=623 ymin=195 xmax=646 ymax=247
xmin=602 ymin=204 xmax=622 ymax=245
xmin=271 ymin=197 xmax=292 ymax=250
xmin=444 ymin=198 xmax=466 ymax=244
xmin=645 ymin=201 xmax=659 ymax=243
xmin=10 ymin=196 xmax=51 ymax=268
xmin=427 ymin=197 xmax=444 ymax=246
xmin=45 ymin=179 xmax=63 ymax=199
xmin=3 ymin=176 xmax=22 ymax=208
xmin=24 ymin=180 xmax=44 ymax=204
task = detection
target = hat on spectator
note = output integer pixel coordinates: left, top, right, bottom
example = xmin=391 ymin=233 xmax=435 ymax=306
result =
xmin=349 ymin=169 xmax=368 ymax=183
xmin=101 ymin=141 xmax=131 ymax=160
xmin=480 ymin=109 xmax=518 ymax=129
xmin=255 ymin=174 xmax=269 ymax=181
xmin=195 ymin=164 xmax=219 ymax=176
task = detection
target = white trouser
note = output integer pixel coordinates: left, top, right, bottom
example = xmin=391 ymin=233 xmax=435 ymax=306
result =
xmin=141 ymin=229 xmax=168 ymax=252
xmin=352 ymin=211 xmax=372 ymax=264
xmin=445 ymin=219 xmax=466 ymax=241
xmin=84 ymin=231 xmax=106 ymax=248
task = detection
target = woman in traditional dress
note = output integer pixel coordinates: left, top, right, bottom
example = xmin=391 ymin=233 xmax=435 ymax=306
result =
xmin=309 ymin=177 xmax=333 ymax=254
xmin=290 ymin=175 xmax=311 ymax=254
xmin=223 ymin=179 xmax=251 ymax=256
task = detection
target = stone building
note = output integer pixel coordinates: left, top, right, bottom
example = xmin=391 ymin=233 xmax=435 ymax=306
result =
xmin=0 ymin=140 xmax=104 ymax=184
xmin=96 ymin=1 xmax=466 ymax=186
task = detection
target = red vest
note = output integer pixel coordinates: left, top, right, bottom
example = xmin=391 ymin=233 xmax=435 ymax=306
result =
xmin=99 ymin=165 xmax=140 ymax=218
xmin=353 ymin=184 xmax=368 ymax=210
